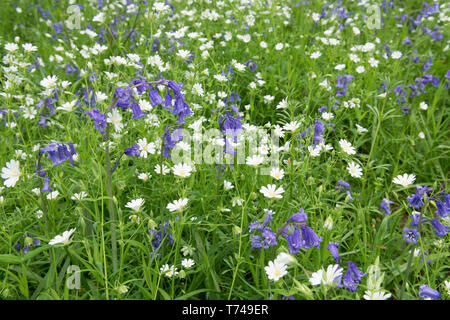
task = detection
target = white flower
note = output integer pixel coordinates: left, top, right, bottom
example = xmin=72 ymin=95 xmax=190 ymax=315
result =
xmin=177 ymin=49 xmax=191 ymax=60
xmin=347 ymin=161 xmax=363 ymax=178
xmin=47 ymin=190 xmax=60 ymax=200
xmin=160 ymin=264 xmax=178 ymax=277
xmin=40 ymin=75 xmax=58 ymax=90
xmin=172 ymin=163 xmax=193 ymax=178
xmin=224 ymin=180 xmax=234 ymax=190
xmin=137 ymin=138 xmax=156 ymax=158
xmin=324 ymin=216 xmax=333 ymax=230
xmin=322 ymin=112 xmax=334 ymax=121
xmin=335 ymin=64 xmax=346 ymax=70
xmin=49 ymin=228 xmax=76 ymax=246
xmin=23 ymin=107 xmax=37 ymax=119
xmin=260 ymin=184 xmax=285 ymax=199
xmin=125 ymin=198 xmax=145 ymax=212
xmin=363 ymin=290 xmax=392 ymax=300
xmin=154 ymin=164 xmax=170 ymax=175
xmin=1 ymin=160 xmax=21 ymax=188
xmin=167 ymin=198 xmax=189 ymax=212
xmin=309 ymin=264 xmax=343 ymax=286
xmin=308 ymin=145 xmax=321 ymax=157
xmin=419 ymin=102 xmax=428 ymax=110
xmin=356 ymin=124 xmax=368 ymax=134
xmin=310 ymin=51 xmax=322 ymax=59
xmin=276 ymin=97 xmax=288 ymax=109
xmin=129 ymin=215 xmax=140 ymax=224
xmin=270 ymin=168 xmax=285 ymax=180
xmin=92 ymin=12 xmax=105 ymax=23
xmin=418 ymin=132 xmax=425 ymax=139
xmin=274 ymin=252 xmax=295 ymax=266
xmin=117 ymin=284 xmax=128 ymax=295
xmin=356 ymin=66 xmax=365 ymax=74
xmin=23 ymin=43 xmax=37 ymax=52
xmin=392 ymin=174 xmax=416 ymax=187
xmin=391 ymin=51 xmax=402 ymax=59
xmin=275 ymin=43 xmax=284 ymax=50
xmin=57 ymin=100 xmax=77 ymax=112
xmin=138 ymin=172 xmax=151 ymax=181
xmin=181 ymin=258 xmax=195 ymax=269
xmin=264 ymin=260 xmax=288 ymax=281
xmin=4 ymin=42 xmax=19 ymax=52
xmin=107 ymin=109 xmax=123 ymax=132
xmin=246 ymin=154 xmax=265 ymax=167
xmin=444 ymin=280 xmax=450 ymax=295
xmin=339 ymin=139 xmax=356 ymax=155
xmin=283 ymin=121 xmax=301 ymax=132
xmin=71 ymin=192 xmax=87 ymax=200
xmin=192 ymin=83 xmax=204 ymax=96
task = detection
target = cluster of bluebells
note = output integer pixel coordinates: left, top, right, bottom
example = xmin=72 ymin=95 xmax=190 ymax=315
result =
xmin=37 ymin=142 xmax=77 ymax=192
xmin=336 ymin=179 xmax=353 ymax=201
xmin=148 ymin=222 xmax=174 ymax=255
xmin=278 ymin=209 xmax=322 ymax=254
xmin=325 ymin=242 xmax=366 ymax=292
xmin=14 ymin=234 xmax=40 ymax=254
xmin=403 ymin=186 xmax=449 ymax=245
xmin=249 ymin=209 xmax=277 ymax=250
xmin=219 ymin=93 xmax=243 ymax=156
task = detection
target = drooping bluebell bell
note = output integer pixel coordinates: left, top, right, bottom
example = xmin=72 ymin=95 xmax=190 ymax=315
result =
xmin=41 ymin=175 xmax=52 ymax=193
xmin=244 ymin=59 xmax=258 ymax=72
xmin=419 ymin=285 xmax=440 ymax=299
xmin=114 ymin=87 xmax=133 ymax=109
xmin=148 ymin=87 xmax=163 ymax=107
xmin=326 ymin=242 xmax=340 ymax=263
xmin=85 ymin=108 xmax=107 ymax=135
xmin=279 ymin=209 xmax=322 ymax=254
xmin=407 ymin=185 xmax=432 ymax=209
xmin=162 ymin=126 xmax=183 ymax=158
xmin=430 ymin=219 xmax=448 ymax=237
xmin=130 ymin=102 xmax=144 ymax=119
xmin=343 ymin=261 xmax=366 ymax=292
xmin=124 ymin=144 xmax=140 ymax=157
xmin=110 ymin=144 xmax=141 ymax=174
xmin=435 ymin=194 xmax=450 ymax=218
xmin=39 ymin=142 xmax=77 ymax=168
xmin=380 ymin=198 xmax=394 ymax=215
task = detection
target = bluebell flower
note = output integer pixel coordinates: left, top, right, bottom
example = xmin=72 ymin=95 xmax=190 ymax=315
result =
xmin=14 ymin=234 xmax=40 ymax=254
xmin=244 ymin=59 xmax=258 ymax=72
xmin=249 ymin=210 xmax=277 ymax=250
xmin=130 ymin=102 xmax=144 ymax=119
xmin=403 ymin=227 xmax=420 ymax=245
xmin=41 ymin=175 xmax=52 ymax=193
xmin=435 ymin=196 xmax=450 ymax=218
xmin=343 ymin=261 xmax=366 ymax=292
xmin=280 ymin=209 xmax=322 ymax=254
xmin=149 ymin=222 xmax=174 ymax=252
xmin=430 ymin=219 xmax=448 ymax=237
xmin=148 ymin=88 xmax=163 ymax=107
xmin=40 ymin=142 xmax=77 ymax=167
xmin=124 ymin=144 xmax=140 ymax=157
xmin=336 ymin=179 xmax=350 ymax=191
xmin=85 ymin=108 xmax=107 ymax=134
xmin=326 ymin=242 xmax=340 ymax=263
xmin=419 ymin=285 xmax=440 ymax=299
xmin=380 ymin=198 xmax=394 ymax=215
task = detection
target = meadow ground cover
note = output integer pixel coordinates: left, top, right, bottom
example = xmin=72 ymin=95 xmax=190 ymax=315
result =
xmin=0 ymin=0 xmax=448 ymax=301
